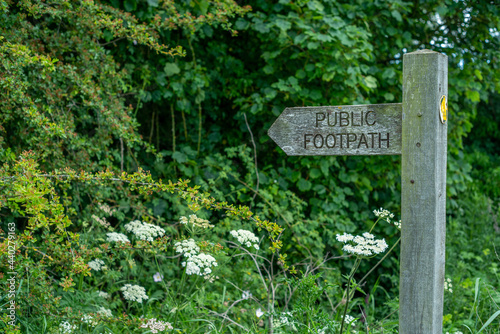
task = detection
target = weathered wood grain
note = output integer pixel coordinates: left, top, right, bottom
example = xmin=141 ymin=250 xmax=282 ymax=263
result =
xmin=267 ymin=103 xmax=402 ymax=156
xmin=400 ymin=49 xmax=448 ymax=333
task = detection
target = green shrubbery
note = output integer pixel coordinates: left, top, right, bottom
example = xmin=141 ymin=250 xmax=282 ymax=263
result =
xmin=1 ymin=0 xmax=499 ymax=333
xmin=0 ymin=152 xmax=400 ymax=333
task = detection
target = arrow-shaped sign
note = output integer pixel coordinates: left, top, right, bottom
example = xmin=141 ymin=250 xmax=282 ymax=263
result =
xmin=268 ymin=103 xmax=402 ymax=156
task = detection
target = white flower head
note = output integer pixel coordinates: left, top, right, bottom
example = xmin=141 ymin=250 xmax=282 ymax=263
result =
xmin=97 ymin=291 xmax=109 ymax=299
xmin=120 ymin=284 xmax=149 ymax=303
xmin=203 ymin=274 xmax=219 ymax=283
xmin=230 ymin=229 xmax=260 ymax=249
xmin=97 ymin=307 xmax=113 ymax=318
xmin=106 ymin=232 xmax=130 ymax=243
xmin=362 ymin=232 xmax=374 ymax=239
xmin=98 ymin=203 xmax=116 ymax=216
xmin=174 ymin=238 xmax=200 ymax=258
xmin=280 ymin=312 xmax=293 ymax=324
xmin=81 ymin=314 xmax=97 ymax=327
xmin=140 ymin=318 xmax=173 ymax=333
xmin=88 ymin=259 xmax=105 ymax=271
xmin=124 ymin=220 xmax=165 ymax=242
xmin=337 ymin=232 xmax=388 ymax=257
xmin=182 ymin=253 xmax=218 ymax=276
xmin=341 ymin=314 xmax=356 ymax=325
xmin=373 ymin=208 xmax=401 ymax=229
xmin=256 ymin=308 xmax=264 ymax=318
xmin=59 ymin=321 xmax=77 ymax=333
xmin=336 ymin=233 xmax=354 ymax=243
xmin=444 ymin=277 xmax=453 ymax=293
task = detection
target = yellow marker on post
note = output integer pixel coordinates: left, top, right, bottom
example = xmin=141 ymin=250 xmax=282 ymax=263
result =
xmin=440 ymin=95 xmax=447 ymax=123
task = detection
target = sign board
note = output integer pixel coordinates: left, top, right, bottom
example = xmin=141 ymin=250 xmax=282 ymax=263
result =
xmin=268 ymin=103 xmax=402 ymax=156
xmin=268 ymin=49 xmax=448 ymax=334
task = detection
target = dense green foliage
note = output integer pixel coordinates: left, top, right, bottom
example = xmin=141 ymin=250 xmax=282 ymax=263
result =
xmin=1 ymin=0 xmax=499 ymax=332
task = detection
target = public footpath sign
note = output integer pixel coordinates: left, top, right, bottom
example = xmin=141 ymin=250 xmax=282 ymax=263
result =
xmin=268 ymin=103 xmax=402 ymax=156
xmin=268 ymin=50 xmax=448 ymax=334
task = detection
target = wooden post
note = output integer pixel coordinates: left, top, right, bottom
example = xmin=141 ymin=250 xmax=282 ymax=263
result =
xmin=400 ymin=50 xmax=448 ymax=333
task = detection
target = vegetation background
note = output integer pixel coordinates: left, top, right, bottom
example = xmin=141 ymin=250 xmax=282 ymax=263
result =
xmin=0 ymin=0 xmax=499 ymax=333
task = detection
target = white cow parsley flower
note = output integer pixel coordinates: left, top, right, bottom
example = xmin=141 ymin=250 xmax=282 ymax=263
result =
xmin=59 ymin=321 xmax=77 ymax=333
xmin=124 ymin=220 xmax=165 ymax=242
xmin=182 ymin=253 xmax=218 ymax=276
xmin=341 ymin=314 xmax=356 ymax=324
xmin=230 ymin=229 xmax=260 ymax=250
xmin=373 ymin=207 xmax=401 ymax=229
xmin=444 ymin=277 xmax=453 ymax=293
xmin=92 ymin=214 xmax=110 ymax=228
xmin=140 ymin=318 xmax=173 ymax=333
xmin=97 ymin=307 xmax=113 ymax=318
xmin=106 ymin=232 xmax=130 ymax=243
xmin=280 ymin=311 xmax=293 ymax=324
xmin=97 ymin=291 xmax=109 ymax=299
xmin=120 ymin=284 xmax=149 ymax=303
xmin=88 ymin=259 xmax=105 ymax=271
xmin=140 ymin=318 xmax=172 ymax=333
xmin=337 ymin=232 xmax=388 ymax=257
xmin=174 ymin=238 xmax=200 ymax=258
xmin=98 ymin=203 xmax=116 ymax=216
xmin=336 ymin=233 xmax=354 ymax=243
xmin=81 ymin=314 xmax=97 ymax=327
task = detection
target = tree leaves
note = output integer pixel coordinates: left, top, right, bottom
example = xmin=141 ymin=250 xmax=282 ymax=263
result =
xmin=164 ymin=63 xmax=180 ymax=77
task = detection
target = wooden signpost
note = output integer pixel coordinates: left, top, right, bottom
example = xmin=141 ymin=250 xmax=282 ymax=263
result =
xmin=268 ymin=103 xmax=402 ymax=156
xmin=268 ymin=50 xmax=448 ymax=333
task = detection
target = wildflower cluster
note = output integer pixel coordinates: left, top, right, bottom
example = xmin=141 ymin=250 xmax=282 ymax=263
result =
xmin=444 ymin=277 xmax=453 ymax=293
xmin=120 ymin=284 xmax=149 ymax=303
xmin=230 ymin=229 xmax=260 ymax=249
xmin=59 ymin=321 xmax=77 ymax=333
xmin=341 ymin=314 xmax=356 ymax=325
xmin=174 ymin=238 xmax=200 ymax=257
xmin=179 ymin=214 xmax=214 ymax=228
xmin=92 ymin=214 xmax=110 ymax=228
xmin=124 ymin=220 xmax=165 ymax=242
xmin=336 ymin=232 xmax=388 ymax=256
xmin=88 ymin=259 xmax=106 ymax=271
xmin=373 ymin=207 xmax=401 ymax=229
xmin=182 ymin=253 xmax=218 ymax=276
xmin=97 ymin=307 xmax=113 ymax=318
xmin=106 ymin=232 xmax=130 ymax=243
xmin=81 ymin=314 xmax=97 ymax=327
xmin=98 ymin=291 xmax=109 ymax=298
xmin=99 ymin=203 xmax=116 ymax=216
xmin=140 ymin=318 xmax=174 ymax=333
xmin=203 ymin=274 xmax=219 ymax=282
xmin=273 ymin=311 xmax=297 ymax=331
